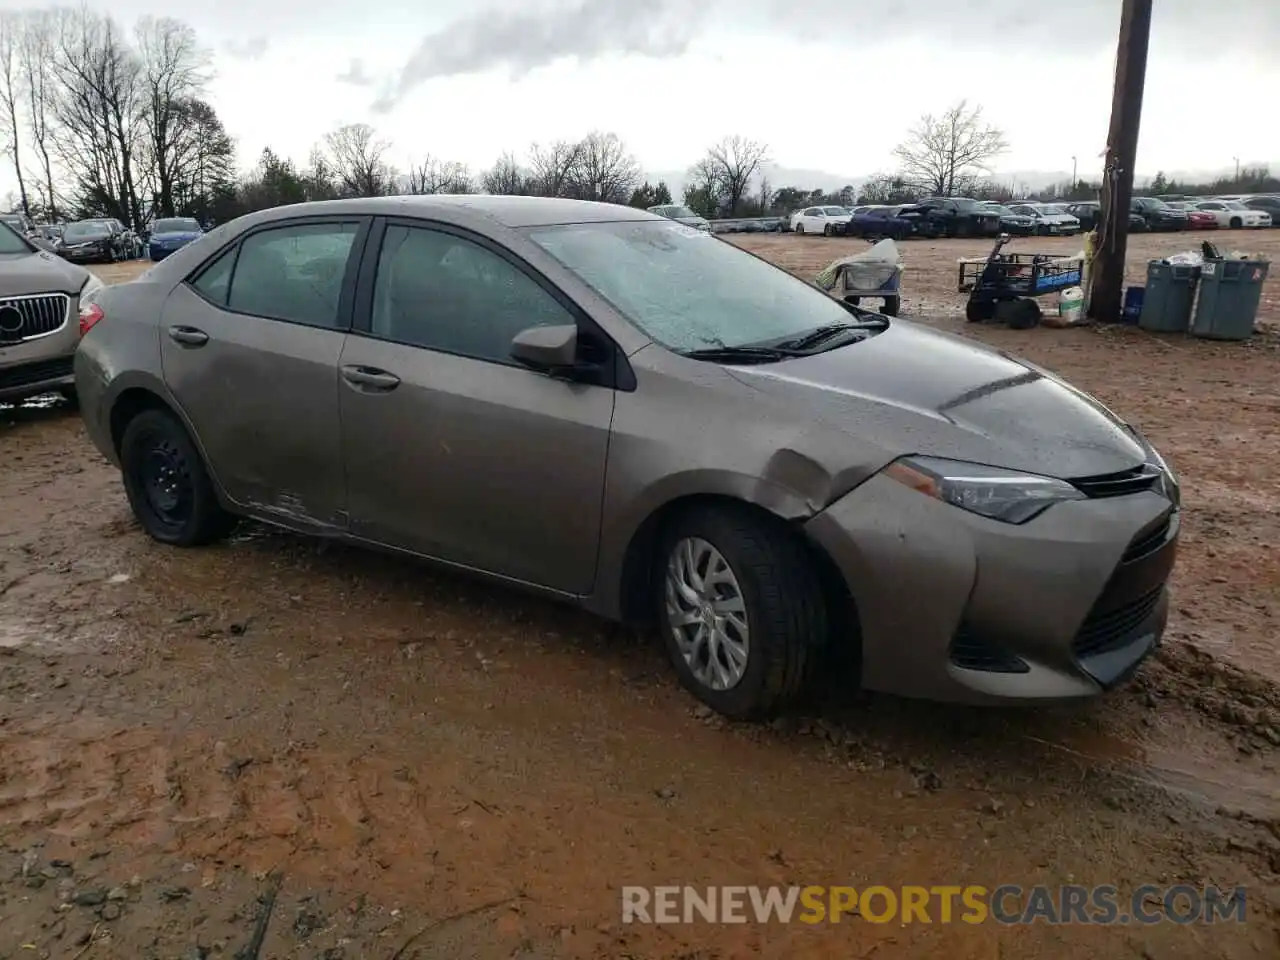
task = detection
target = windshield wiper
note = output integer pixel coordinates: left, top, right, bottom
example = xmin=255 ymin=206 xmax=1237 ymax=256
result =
xmin=774 ymin=319 xmax=889 ymax=352
xmin=681 ymin=345 xmax=800 ymax=364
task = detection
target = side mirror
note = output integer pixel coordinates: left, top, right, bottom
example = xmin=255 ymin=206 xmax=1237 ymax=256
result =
xmin=510 ymin=324 xmax=579 ymax=372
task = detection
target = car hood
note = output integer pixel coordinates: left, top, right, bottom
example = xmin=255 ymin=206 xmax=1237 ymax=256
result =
xmin=726 ymin=319 xmax=1146 ymax=480
xmin=0 ymin=250 xmax=90 ymax=295
xmin=153 ymin=231 xmax=202 ymax=242
xmin=1040 ymin=214 xmax=1079 ymax=224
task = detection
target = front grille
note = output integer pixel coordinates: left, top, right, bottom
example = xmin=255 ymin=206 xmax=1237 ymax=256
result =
xmin=1122 ymin=513 xmax=1173 ymax=563
xmin=0 ymin=356 xmax=74 ymax=390
xmin=949 ymin=625 xmax=1030 ymax=673
xmin=1070 ymin=464 xmax=1161 ymax=499
xmin=1072 ymin=585 xmax=1164 ymax=659
xmin=0 ymin=293 xmax=70 ymax=342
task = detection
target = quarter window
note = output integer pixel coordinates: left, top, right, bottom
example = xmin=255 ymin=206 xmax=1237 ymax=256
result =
xmin=369 ymin=224 xmax=574 ymax=363
xmin=225 ymin=222 xmax=358 ymax=328
xmin=191 ymin=247 xmax=236 ymax=306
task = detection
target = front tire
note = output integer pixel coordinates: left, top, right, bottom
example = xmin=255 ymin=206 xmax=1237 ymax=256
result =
xmin=654 ymin=505 xmax=826 ymax=720
xmin=795 ymin=223 xmax=804 ymax=235
xmin=881 ymin=295 xmax=901 ymax=317
xmin=119 ymin=409 xmax=235 ymax=546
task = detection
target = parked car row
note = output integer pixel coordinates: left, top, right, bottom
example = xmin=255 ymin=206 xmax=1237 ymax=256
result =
xmin=787 ymin=192 xmax=1279 ymax=242
xmin=0 ymin=211 xmax=211 ymax=266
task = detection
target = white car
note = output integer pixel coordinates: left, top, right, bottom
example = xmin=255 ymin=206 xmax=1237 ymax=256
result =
xmin=790 ymin=205 xmax=853 ymax=236
xmin=1192 ymin=200 xmax=1272 ymax=229
xmin=1008 ymin=203 xmax=1081 ymax=236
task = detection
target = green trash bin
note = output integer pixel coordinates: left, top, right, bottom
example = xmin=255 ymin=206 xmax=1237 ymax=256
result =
xmin=1138 ymin=260 xmax=1200 ymax=333
xmin=1191 ymin=259 xmax=1271 ymax=341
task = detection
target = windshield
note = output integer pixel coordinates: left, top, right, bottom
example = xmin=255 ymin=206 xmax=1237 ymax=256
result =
xmin=63 ymin=221 xmax=110 ymax=240
xmin=0 ymin=220 xmax=32 ymax=254
xmin=154 ymin=217 xmax=201 ymax=234
xmin=822 ymin=206 xmax=847 ymax=216
xmin=665 ymin=206 xmax=697 ymax=219
xmin=952 ymin=199 xmax=980 ymax=212
xmin=526 ymin=220 xmax=860 ymax=353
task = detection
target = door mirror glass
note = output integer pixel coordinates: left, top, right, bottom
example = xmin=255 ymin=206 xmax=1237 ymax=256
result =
xmin=510 ymin=324 xmax=579 ymax=371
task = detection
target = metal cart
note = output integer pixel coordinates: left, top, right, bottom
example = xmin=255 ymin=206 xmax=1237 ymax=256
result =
xmin=815 ymin=239 xmax=905 ymax=316
xmin=958 ymin=236 xmax=1084 ymax=328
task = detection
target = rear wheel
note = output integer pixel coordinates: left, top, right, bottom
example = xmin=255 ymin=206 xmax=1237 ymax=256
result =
xmin=823 ymin=224 xmax=833 ymax=237
xmin=1006 ymin=297 xmax=1043 ymax=330
xmin=881 ymin=295 xmax=901 ymax=317
xmin=1229 ymin=217 xmax=1242 ymax=229
xmin=795 ymin=223 xmax=804 ymax=235
xmin=654 ymin=505 xmax=826 ymax=720
xmin=966 ymin=298 xmax=996 ymax=322
xmin=119 ymin=409 xmax=236 ymax=546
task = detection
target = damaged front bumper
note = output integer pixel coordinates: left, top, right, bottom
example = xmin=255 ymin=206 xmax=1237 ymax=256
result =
xmin=804 ymin=473 xmax=1176 ymax=704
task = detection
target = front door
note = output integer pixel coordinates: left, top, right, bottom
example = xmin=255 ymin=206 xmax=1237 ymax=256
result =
xmin=160 ymin=218 xmax=365 ymax=529
xmin=338 ymin=220 xmax=615 ymax=595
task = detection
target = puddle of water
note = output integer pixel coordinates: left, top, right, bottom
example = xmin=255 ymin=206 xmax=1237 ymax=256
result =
xmin=1035 ymin=729 xmax=1280 ymax=821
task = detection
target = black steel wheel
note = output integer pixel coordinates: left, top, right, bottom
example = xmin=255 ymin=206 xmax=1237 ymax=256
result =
xmin=120 ymin=408 xmax=235 ymax=546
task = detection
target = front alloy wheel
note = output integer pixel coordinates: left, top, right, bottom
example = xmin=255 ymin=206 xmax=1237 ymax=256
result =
xmin=655 ymin=505 xmax=827 ymax=719
xmin=665 ymin=537 xmax=750 ymax=691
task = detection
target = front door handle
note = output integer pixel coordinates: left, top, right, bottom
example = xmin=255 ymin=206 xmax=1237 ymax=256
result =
xmin=167 ymin=325 xmax=208 ymax=347
xmin=341 ymin=365 xmax=401 ymax=391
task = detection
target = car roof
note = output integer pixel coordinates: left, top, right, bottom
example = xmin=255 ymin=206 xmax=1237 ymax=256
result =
xmin=242 ymin=195 xmax=661 ymax=229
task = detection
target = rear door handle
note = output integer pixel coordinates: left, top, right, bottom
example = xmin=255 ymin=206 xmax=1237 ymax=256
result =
xmin=167 ymin=325 xmax=208 ymax=347
xmin=341 ymin=365 xmax=401 ymax=391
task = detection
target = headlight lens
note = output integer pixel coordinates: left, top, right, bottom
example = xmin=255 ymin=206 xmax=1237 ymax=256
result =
xmin=80 ymin=272 xmax=105 ymax=305
xmin=883 ymin=455 xmax=1085 ymax=524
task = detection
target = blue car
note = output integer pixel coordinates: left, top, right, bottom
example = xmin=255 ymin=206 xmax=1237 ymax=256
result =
xmin=148 ymin=216 xmax=204 ymax=261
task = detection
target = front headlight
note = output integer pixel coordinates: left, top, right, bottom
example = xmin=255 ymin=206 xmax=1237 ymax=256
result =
xmin=883 ymin=455 xmax=1085 ymax=525
xmin=1133 ymin=433 xmax=1180 ymax=508
xmin=80 ymin=272 xmax=105 ymax=305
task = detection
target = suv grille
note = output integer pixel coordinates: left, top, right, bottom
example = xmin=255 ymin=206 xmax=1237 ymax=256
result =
xmin=1072 ymin=585 xmax=1164 ymax=659
xmin=0 ymin=293 xmax=71 ymax=343
xmin=1070 ymin=464 xmax=1161 ymax=498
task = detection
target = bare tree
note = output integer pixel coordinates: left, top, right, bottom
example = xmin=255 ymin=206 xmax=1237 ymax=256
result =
xmin=481 ymin=151 xmax=531 ymax=195
xmin=19 ymin=10 xmax=59 ymax=219
xmin=566 ymin=131 xmax=639 ymax=204
xmin=0 ymin=12 xmax=29 ymax=214
xmin=404 ymin=155 xmax=471 ymax=194
xmin=892 ymin=100 xmax=1008 ymax=198
xmin=50 ymin=8 xmax=146 ymax=225
xmin=136 ymin=16 xmax=209 ymax=218
xmin=527 ymin=139 xmax=582 ymax=198
xmin=323 ymin=123 xmax=393 ymax=197
xmin=699 ymin=136 xmax=768 ymax=217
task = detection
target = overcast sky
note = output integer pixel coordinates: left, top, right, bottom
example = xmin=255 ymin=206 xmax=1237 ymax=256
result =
xmin=1 ymin=0 xmax=1277 ymax=193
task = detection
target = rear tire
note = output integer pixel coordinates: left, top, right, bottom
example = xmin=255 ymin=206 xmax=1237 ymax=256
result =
xmin=654 ymin=504 xmax=826 ymax=720
xmin=1006 ymin=297 xmax=1043 ymax=330
xmin=795 ymin=224 xmax=804 ymax=235
xmin=881 ymin=295 xmax=901 ymax=317
xmin=966 ymin=299 xmax=995 ymax=322
xmin=119 ymin=409 xmax=236 ymax=546
xmin=1229 ymin=217 xmax=1242 ymax=229
xmin=823 ymin=224 xmax=833 ymax=237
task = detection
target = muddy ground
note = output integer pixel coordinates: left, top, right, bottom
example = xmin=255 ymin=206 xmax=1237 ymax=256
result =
xmin=1 ymin=236 xmax=1278 ymax=958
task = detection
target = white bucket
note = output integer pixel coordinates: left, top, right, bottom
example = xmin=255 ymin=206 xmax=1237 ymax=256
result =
xmin=1058 ymin=286 xmax=1085 ymax=323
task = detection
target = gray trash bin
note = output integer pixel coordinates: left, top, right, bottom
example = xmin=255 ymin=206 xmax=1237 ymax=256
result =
xmin=1191 ymin=259 xmax=1271 ymax=341
xmin=1138 ymin=260 xmax=1200 ymax=333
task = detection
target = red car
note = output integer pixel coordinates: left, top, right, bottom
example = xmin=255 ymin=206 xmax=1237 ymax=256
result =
xmin=1168 ymin=202 xmax=1218 ymax=230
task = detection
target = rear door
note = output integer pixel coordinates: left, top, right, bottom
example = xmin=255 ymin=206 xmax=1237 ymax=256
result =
xmin=160 ymin=216 xmax=368 ymax=529
xmin=336 ymin=218 xmax=617 ymax=594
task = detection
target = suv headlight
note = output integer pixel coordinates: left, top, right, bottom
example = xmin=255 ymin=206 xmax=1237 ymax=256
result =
xmin=883 ymin=455 xmax=1085 ymax=525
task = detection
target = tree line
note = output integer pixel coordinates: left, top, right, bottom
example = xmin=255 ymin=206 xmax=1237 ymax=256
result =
xmin=0 ymin=12 xmax=1271 ymax=230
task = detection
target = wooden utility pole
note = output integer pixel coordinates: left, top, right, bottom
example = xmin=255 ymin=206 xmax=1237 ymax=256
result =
xmin=1088 ymin=0 xmax=1153 ymax=322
